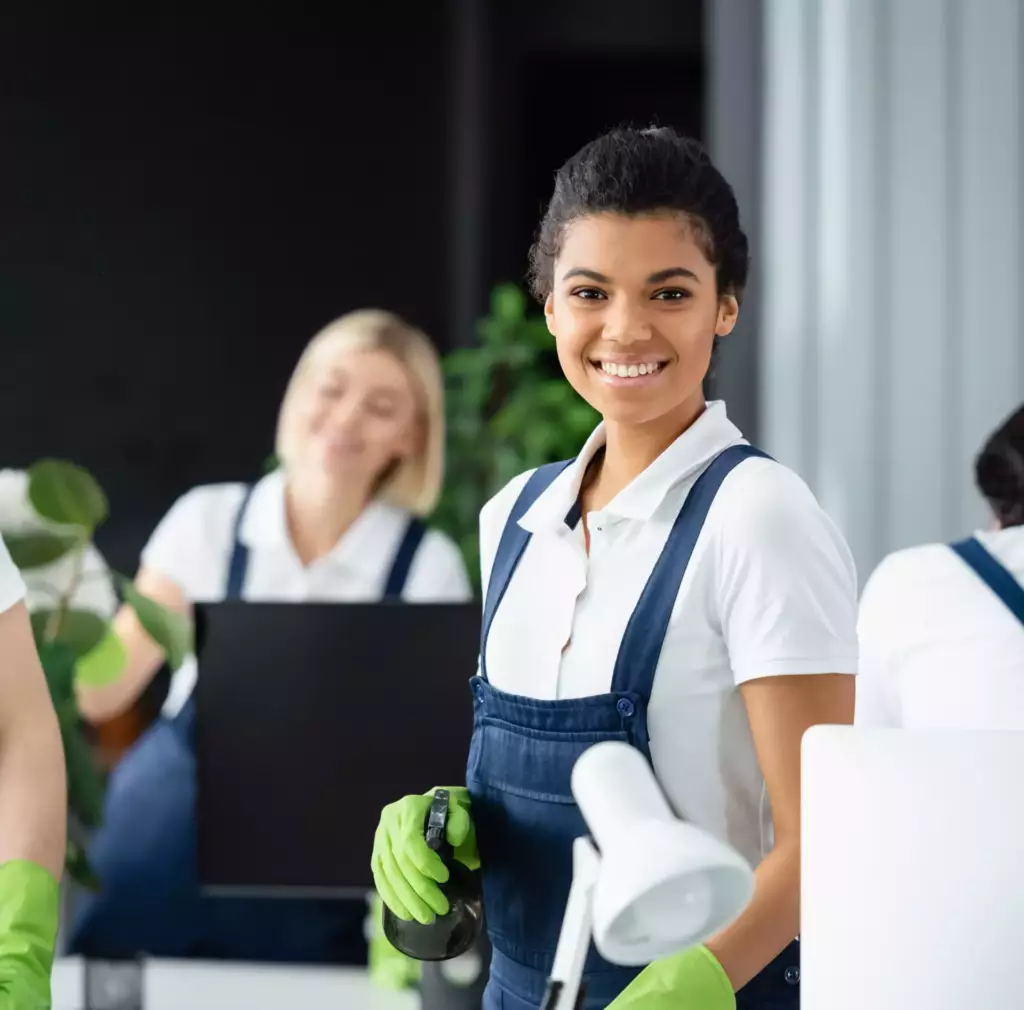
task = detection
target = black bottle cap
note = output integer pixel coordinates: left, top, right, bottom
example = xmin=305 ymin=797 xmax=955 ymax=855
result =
xmin=425 ymin=790 xmax=452 ymax=859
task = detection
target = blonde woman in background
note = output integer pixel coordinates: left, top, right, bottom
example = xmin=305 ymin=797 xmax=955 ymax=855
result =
xmin=68 ymin=310 xmax=471 ymax=964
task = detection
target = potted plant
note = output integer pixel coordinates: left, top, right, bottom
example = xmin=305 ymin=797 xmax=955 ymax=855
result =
xmin=1 ymin=460 xmax=191 ymax=887
xmin=432 ymin=283 xmax=600 ymax=589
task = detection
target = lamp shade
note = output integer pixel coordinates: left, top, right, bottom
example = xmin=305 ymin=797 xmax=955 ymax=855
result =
xmin=571 ymin=741 xmax=754 ymax=966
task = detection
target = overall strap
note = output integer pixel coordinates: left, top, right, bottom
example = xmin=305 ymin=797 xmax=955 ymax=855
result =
xmin=480 ymin=460 xmax=575 ymax=680
xmin=382 ymin=518 xmax=427 ymax=599
xmin=950 ymin=536 xmax=1024 ymax=626
xmin=611 ymin=444 xmax=773 ymax=697
xmin=224 ymin=484 xmax=257 ymax=601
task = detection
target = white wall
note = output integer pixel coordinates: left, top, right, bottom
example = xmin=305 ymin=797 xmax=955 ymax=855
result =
xmin=759 ymin=0 xmax=1024 ymax=584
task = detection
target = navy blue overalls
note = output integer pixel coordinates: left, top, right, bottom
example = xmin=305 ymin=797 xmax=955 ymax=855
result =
xmin=951 ymin=536 xmax=1024 ymax=629
xmin=68 ymin=485 xmax=426 ymax=963
xmin=467 ymin=445 xmax=802 ymax=1010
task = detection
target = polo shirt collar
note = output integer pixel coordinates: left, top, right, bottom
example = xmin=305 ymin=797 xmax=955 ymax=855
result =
xmin=518 ymin=400 xmax=745 ymax=532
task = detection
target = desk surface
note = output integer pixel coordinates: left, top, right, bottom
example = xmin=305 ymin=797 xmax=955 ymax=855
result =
xmin=53 ymin=957 xmax=419 ymax=1010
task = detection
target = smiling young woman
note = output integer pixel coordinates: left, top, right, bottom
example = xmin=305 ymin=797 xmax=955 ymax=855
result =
xmin=372 ymin=127 xmax=857 ymax=1010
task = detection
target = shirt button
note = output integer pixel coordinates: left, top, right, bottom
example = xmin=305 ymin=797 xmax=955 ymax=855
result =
xmin=784 ymin=966 xmax=800 ymax=985
xmin=616 ymin=698 xmax=635 ymax=718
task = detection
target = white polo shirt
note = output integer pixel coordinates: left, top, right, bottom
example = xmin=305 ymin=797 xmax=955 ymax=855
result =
xmin=856 ymin=525 xmax=1024 ymax=729
xmin=142 ymin=469 xmax=473 ymax=715
xmin=479 ymin=401 xmax=859 ymax=866
xmin=0 ymin=535 xmax=26 ymax=616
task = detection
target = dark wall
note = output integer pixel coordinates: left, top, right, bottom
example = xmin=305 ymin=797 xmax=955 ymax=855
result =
xmin=1 ymin=24 xmax=451 ymax=572
xmin=2 ymin=7 xmax=703 ymax=572
xmin=478 ymin=0 xmax=705 ymax=313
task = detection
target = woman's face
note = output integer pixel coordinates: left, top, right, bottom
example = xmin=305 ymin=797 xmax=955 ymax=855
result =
xmin=545 ymin=211 xmax=739 ymax=432
xmin=293 ymin=347 xmax=420 ymax=482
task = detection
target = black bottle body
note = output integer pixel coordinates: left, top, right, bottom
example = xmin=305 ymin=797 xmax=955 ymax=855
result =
xmin=382 ymin=790 xmax=484 ymax=961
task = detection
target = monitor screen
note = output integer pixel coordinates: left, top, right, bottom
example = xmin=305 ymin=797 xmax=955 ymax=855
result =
xmin=194 ymin=601 xmax=481 ymax=896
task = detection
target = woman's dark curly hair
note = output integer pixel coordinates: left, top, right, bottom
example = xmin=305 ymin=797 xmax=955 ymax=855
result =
xmin=976 ymin=403 xmax=1024 ymax=528
xmin=527 ymin=126 xmax=750 ymax=305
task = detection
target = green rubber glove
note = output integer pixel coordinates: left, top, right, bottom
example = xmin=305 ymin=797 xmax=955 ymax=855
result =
xmin=366 ymin=891 xmax=421 ymax=990
xmin=371 ymin=786 xmax=478 ymax=925
xmin=0 ymin=859 xmax=60 ymax=1010
xmin=606 ymin=945 xmax=735 ymax=1010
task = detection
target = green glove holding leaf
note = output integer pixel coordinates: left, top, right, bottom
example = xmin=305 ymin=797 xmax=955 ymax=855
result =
xmin=370 ymin=786 xmax=478 ymax=925
xmin=606 ymin=945 xmax=735 ymax=1010
xmin=0 ymin=859 xmax=60 ymax=1010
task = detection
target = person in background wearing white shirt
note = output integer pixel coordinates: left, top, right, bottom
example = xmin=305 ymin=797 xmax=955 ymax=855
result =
xmin=371 ymin=127 xmax=857 ymax=1010
xmin=857 ymin=402 xmax=1024 ymax=729
xmin=0 ymin=535 xmax=67 ymax=1008
xmin=68 ymin=309 xmax=472 ymax=964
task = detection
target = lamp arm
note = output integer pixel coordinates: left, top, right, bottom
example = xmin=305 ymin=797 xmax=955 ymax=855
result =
xmin=541 ymin=836 xmax=601 ymax=1010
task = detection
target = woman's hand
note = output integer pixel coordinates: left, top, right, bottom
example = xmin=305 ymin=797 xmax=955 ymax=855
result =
xmin=370 ymin=786 xmax=477 ymax=924
xmin=605 ymin=945 xmax=735 ymax=1009
xmin=75 ymin=566 xmax=190 ymax=725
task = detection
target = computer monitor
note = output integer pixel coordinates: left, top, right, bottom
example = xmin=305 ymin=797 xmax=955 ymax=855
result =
xmin=193 ymin=601 xmax=481 ymax=897
xmin=800 ymin=725 xmax=1024 ymax=1009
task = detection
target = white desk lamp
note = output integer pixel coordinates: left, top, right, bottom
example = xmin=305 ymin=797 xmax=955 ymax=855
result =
xmin=541 ymin=742 xmax=754 ymax=1010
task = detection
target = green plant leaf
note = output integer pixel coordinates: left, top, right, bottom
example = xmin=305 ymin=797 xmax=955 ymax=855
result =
xmin=65 ymin=837 xmax=101 ymax=891
xmin=490 ymin=283 xmax=526 ymax=321
xmin=442 ymin=348 xmax=487 ymax=378
xmin=521 ymin=318 xmax=554 ymax=350
xmin=432 ymin=281 xmax=600 ymax=587
xmin=36 ymin=640 xmax=77 ymax=707
xmin=75 ymin=627 xmax=128 ymax=687
xmin=118 ymin=578 xmax=192 ymax=671
xmin=31 ymin=609 xmax=108 ymax=658
xmin=27 ymin=459 xmax=108 ymax=531
xmin=2 ymin=529 xmax=80 ymax=570
xmin=64 ymin=724 xmax=104 ymax=829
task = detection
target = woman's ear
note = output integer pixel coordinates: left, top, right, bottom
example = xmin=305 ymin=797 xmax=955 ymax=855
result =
xmin=544 ymin=294 xmax=556 ymax=335
xmin=716 ymin=293 xmax=740 ymax=338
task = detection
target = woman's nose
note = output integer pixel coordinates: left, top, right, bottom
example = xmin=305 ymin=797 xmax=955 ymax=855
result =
xmin=602 ymin=300 xmax=652 ymax=344
xmin=326 ymin=399 xmax=364 ymax=432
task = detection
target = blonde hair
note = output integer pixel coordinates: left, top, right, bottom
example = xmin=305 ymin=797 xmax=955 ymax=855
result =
xmin=275 ymin=309 xmax=445 ymax=516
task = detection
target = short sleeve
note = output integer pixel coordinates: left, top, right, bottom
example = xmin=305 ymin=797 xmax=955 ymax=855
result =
xmin=0 ymin=535 xmax=27 ymax=615
xmin=716 ymin=460 xmax=860 ymax=684
xmin=854 ymin=556 xmax=903 ymax=726
xmin=139 ymin=486 xmax=230 ymax=595
xmin=404 ymin=529 xmax=474 ymax=602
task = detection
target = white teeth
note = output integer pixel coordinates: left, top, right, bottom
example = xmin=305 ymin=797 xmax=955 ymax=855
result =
xmin=598 ymin=361 xmax=663 ymax=378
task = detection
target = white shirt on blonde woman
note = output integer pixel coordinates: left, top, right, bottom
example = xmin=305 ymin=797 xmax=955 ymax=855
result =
xmin=477 ymin=400 xmax=859 ymax=868
xmin=140 ymin=468 xmax=473 ymax=716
